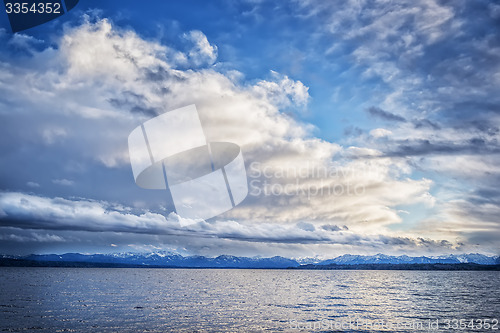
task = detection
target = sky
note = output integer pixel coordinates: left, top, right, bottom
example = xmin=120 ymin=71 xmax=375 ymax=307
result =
xmin=0 ymin=0 xmax=499 ymax=258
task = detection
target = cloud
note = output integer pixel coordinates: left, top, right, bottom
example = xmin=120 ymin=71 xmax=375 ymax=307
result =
xmin=321 ymin=224 xmax=348 ymax=232
xmin=253 ymin=70 xmax=310 ymax=109
xmin=0 ymin=232 xmax=65 ymax=243
xmin=370 ymin=128 xmax=392 ymax=138
xmin=52 ymin=179 xmax=74 ymax=186
xmin=288 ymin=1 xmax=500 ymax=246
xmin=413 ymin=119 xmax=440 ymax=130
xmin=61 ymin=18 xmax=171 ymax=81
xmin=41 ymin=127 xmax=67 ymax=145
xmin=295 ymin=0 xmax=500 ymax=129
xmin=490 ymin=3 xmax=500 ymax=19
xmin=184 ymin=30 xmax=218 ymax=66
xmin=0 ymin=191 xmax=463 ymax=255
xmin=0 ymin=14 xmax=496 ymax=256
xmin=366 ymin=106 xmax=406 ymax=122
xmin=7 ymin=33 xmax=44 ymax=54
xmin=5 ymin=18 xmax=389 ymax=229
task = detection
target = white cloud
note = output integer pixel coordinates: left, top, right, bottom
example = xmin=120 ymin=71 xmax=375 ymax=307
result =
xmin=370 ymin=128 xmax=392 ymax=138
xmin=253 ymin=70 xmax=310 ymax=109
xmin=184 ymin=30 xmax=218 ymax=66
xmin=290 ymin=0 xmax=500 ymax=247
xmin=61 ymin=18 xmax=169 ymax=81
xmin=0 ymin=191 xmax=462 ymax=255
xmin=0 ymin=18 xmax=458 ymax=253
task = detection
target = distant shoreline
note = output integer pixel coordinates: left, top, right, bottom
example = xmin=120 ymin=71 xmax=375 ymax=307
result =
xmin=292 ymin=263 xmax=500 ymax=271
xmin=1 ymin=258 xmax=500 ymax=271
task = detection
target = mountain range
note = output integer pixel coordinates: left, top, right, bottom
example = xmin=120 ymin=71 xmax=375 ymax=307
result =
xmin=1 ymin=252 xmax=499 ymax=268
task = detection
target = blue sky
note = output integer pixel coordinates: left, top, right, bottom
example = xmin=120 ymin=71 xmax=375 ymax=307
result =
xmin=0 ymin=0 xmax=499 ymax=258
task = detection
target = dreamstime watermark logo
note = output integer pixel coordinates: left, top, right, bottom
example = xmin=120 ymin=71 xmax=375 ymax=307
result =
xmin=248 ymin=162 xmax=375 ymax=199
xmin=128 ymin=104 xmax=248 ymax=225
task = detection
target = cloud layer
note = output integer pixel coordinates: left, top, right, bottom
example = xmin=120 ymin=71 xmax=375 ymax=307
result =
xmin=0 ymin=3 xmax=499 ymax=257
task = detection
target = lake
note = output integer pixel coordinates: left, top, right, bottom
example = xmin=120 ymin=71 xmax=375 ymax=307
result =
xmin=0 ymin=268 xmax=499 ymax=332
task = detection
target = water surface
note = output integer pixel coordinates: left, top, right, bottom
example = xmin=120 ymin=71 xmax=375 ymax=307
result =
xmin=0 ymin=268 xmax=499 ymax=332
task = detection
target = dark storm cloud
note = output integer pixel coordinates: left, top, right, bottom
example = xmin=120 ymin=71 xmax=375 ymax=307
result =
xmin=385 ymin=139 xmax=500 ymax=157
xmin=366 ymin=107 xmax=406 ymax=122
xmin=0 ymin=191 xmax=334 ymax=242
xmin=413 ymin=119 xmax=440 ymax=130
xmin=452 ymin=101 xmax=500 ymax=115
xmin=108 ymin=91 xmax=159 ymax=117
xmin=0 ymin=191 xmax=463 ymax=252
xmin=471 ymin=187 xmax=500 ymax=204
xmin=0 ymin=191 xmax=341 ymax=244
xmin=376 ymin=235 xmax=454 ymax=249
xmin=321 ymin=224 xmax=348 ymax=232
xmin=450 ymin=118 xmax=500 ymax=138
xmin=144 ymin=66 xmax=186 ymax=83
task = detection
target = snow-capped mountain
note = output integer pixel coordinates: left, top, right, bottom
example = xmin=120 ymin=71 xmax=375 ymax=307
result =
xmin=16 ymin=252 xmax=300 ymax=268
xmin=2 ymin=252 xmax=498 ymax=268
xmin=292 ymin=255 xmax=324 ymax=265
xmin=438 ymin=253 xmax=498 ymax=265
xmin=318 ymin=253 xmax=499 ymax=265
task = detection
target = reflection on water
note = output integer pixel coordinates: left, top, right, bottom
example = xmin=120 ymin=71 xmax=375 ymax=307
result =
xmin=0 ymin=268 xmax=499 ymax=332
